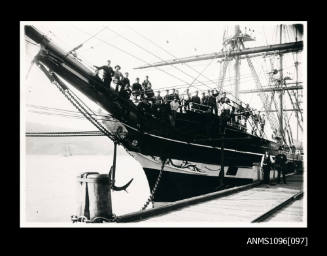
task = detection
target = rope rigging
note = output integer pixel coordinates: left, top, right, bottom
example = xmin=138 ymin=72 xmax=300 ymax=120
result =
xmin=36 ymin=63 xmax=120 ymax=144
xmin=104 ymin=26 xmax=210 ymax=90
xmin=71 ymin=25 xmax=192 ymax=86
xmin=126 ymin=25 xmax=219 ymax=87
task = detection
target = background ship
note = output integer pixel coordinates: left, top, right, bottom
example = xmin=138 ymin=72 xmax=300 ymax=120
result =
xmin=24 ymin=23 xmax=304 ymax=202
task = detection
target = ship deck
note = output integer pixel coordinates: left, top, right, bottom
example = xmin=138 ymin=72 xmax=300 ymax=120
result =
xmin=115 ymin=173 xmax=304 ymax=224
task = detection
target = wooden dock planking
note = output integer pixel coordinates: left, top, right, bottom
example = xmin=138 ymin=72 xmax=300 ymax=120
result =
xmin=264 ymin=198 xmax=304 ymax=222
xmin=142 ymin=174 xmax=303 ymax=223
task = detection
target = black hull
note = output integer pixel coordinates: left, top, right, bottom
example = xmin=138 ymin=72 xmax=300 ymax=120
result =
xmin=143 ymin=168 xmax=253 ymax=202
xmin=122 ymin=125 xmax=265 ymax=167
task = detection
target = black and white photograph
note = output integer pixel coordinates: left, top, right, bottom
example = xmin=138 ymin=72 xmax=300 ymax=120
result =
xmin=21 ymin=21 xmax=306 ymax=228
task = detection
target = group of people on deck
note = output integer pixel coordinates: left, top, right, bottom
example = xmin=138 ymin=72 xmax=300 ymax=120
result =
xmin=94 ymin=60 xmax=266 ymax=135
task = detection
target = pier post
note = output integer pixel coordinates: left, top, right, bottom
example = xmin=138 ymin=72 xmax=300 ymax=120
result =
xmin=75 ymin=172 xmax=113 ymax=221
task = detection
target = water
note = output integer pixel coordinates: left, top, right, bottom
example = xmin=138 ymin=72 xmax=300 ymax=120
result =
xmin=24 ymin=154 xmax=151 ymax=223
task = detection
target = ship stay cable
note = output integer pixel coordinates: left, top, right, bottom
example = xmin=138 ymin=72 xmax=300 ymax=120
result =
xmin=103 ymin=26 xmax=213 ymax=90
xmin=65 ymin=27 xmax=107 ymax=57
xmin=71 ymin=25 xmax=192 ymax=86
xmin=36 ymin=63 xmax=120 ymax=144
xmin=126 ymin=25 xmax=219 ymax=87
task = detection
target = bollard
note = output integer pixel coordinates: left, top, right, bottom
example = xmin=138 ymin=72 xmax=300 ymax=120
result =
xmin=76 ymin=172 xmax=113 ymax=221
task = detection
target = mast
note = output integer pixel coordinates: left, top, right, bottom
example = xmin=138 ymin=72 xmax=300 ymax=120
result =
xmin=295 ymin=27 xmax=299 ymax=142
xmin=234 ymin=25 xmax=241 ymax=98
xmin=279 ymin=24 xmax=284 ymax=145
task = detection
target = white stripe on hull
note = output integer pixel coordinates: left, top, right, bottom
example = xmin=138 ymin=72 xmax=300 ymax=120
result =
xmin=128 ymin=151 xmax=272 ymax=181
xmin=101 ymin=118 xmax=265 ymax=157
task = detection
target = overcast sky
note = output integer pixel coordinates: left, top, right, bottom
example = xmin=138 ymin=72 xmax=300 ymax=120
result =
xmin=22 ymin=21 xmax=305 ymax=142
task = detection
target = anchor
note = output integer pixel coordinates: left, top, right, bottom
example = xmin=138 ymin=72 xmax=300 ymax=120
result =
xmin=109 ymin=142 xmax=134 ymax=192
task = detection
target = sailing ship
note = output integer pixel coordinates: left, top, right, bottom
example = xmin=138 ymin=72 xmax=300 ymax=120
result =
xmin=24 ymin=24 xmax=304 ymax=202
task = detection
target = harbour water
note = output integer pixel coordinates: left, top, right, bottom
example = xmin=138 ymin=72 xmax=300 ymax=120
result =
xmin=24 ymin=153 xmax=151 ymax=223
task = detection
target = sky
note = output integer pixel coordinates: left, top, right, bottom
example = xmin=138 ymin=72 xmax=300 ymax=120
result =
xmin=22 ymin=21 xmax=305 ymax=144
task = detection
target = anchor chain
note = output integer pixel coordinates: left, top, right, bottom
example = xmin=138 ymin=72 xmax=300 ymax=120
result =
xmin=71 ymin=214 xmax=118 ymax=223
xmin=141 ymin=159 xmax=166 ymax=211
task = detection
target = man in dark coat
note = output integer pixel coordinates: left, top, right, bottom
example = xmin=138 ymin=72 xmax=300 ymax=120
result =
xmin=137 ymin=97 xmax=150 ymax=113
xmin=154 ymin=91 xmax=163 ymax=105
xmin=163 ymin=89 xmax=171 ymax=103
xmin=121 ymin=72 xmax=130 ymax=90
xmin=191 ymin=91 xmax=201 ymax=104
xmin=275 ymin=148 xmax=287 ymax=184
xmin=132 ymin=78 xmax=142 ymax=97
xmin=200 ymin=92 xmax=208 ymax=105
xmin=208 ymin=90 xmax=217 ymax=115
xmin=262 ymin=151 xmax=272 ymax=186
xmin=113 ymin=65 xmax=123 ymax=91
xmin=94 ymin=59 xmax=114 ymax=88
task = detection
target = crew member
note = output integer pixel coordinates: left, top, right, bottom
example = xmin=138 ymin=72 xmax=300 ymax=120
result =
xmin=175 ymin=89 xmax=181 ymax=102
xmin=219 ymin=92 xmax=230 ymax=104
xmin=183 ymin=89 xmax=191 ymax=112
xmin=121 ymin=72 xmax=130 ymax=90
xmin=201 ymin=92 xmax=208 ymax=105
xmin=132 ymin=78 xmax=142 ymax=97
xmin=253 ymin=111 xmax=260 ymax=136
xmin=137 ymin=97 xmax=150 ymax=113
xmin=169 ymin=89 xmax=176 ymax=101
xmin=113 ymin=65 xmax=123 ymax=91
xmin=153 ymin=91 xmax=163 ymax=117
xmin=212 ymin=89 xmax=219 ymax=98
xmin=170 ymin=96 xmax=180 ymax=127
xmin=142 ymin=76 xmax=152 ymax=91
xmin=120 ymin=83 xmax=132 ymax=99
xmin=145 ymin=83 xmax=155 ymax=99
xmin=154 ymin=90 xmax=163 ymax=105
xmin=275 ymin=148 xmax=287 ymax=184
xmin=262 ymin=151 xmax=272 ymax=186
xmin=112 ymin=78 xmax=122 ymax=94
xmin=191 ymin=90 xmax=201 ymax=104
xmin=94 ymin=59 xmax=114 ymax=88
xmin=207 ymin=90 xmax=217 ymax=115
xmin=163 ymin=89 xmax=170 ymax=103
xmin=260 ymin=113 xmax=266 ymax=137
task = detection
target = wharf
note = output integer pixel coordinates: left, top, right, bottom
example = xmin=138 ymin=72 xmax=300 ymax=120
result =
xmin=115 ymin=173 xmax=304 ymax=223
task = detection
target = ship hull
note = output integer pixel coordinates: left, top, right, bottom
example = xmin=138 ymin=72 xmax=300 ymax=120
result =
xmin=128 ymin=151 xmax=263 ymax=202
xmin=143 ymin=168 xmax=253 ymax=202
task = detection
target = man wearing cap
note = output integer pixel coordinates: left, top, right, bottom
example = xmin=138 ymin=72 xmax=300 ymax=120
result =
xmin=142 ymin=76 xmax=152 ymax=91
xmin=113 ymin=65 xmax=123 ymax=82
xmin=191 ymin=91 xmax=201 ymax=104
xmin=200 ymin=92 xmax=208 ymax=105
xmin=154 ymin=91 xmax=163 ymax=105
xmin=132 ymin=78 xmax=142 ymax=97
xmin=183 ymin=89 xmax=191 ymax=112
xmin=170 ymin=96 xmax=180 ymax=127
xmin=163 ymin=89 xmax=171 ymax=103
xmin=121 ymin=72 xmax=130 ymax=90
xmin=275 ymin=148 xmax=287 ymax=184
xmin=208 ymin=90 xmax=218 ymax=115
xmin=145 ymin=83 xmax=155 ymax=99
xmin=94 ymin=60 xmax=115 ymax=88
